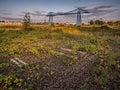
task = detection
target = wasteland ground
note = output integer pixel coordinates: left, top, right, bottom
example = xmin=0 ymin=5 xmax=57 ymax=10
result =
xmin=0 ymin=24 xmax=120 ymax=90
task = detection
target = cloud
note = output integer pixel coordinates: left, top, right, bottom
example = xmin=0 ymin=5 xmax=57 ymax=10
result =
xmin=33 ymin=10 xmax=47 ymax=16
xmin=0 ymin=17 xmax=22 ymax=22
xmin=75 ymin=6 xmax=88 ymax=9
xmin=86 ymin=5 xmax=113 ymax=12
xmin=83 ymin=5 xmax=119 ymax=18
xmin=0 ymin=12 xmax=12 ymax=15
xmin=0 ymin=9 xmax=9 ymax=12
xmin=0 ymin=9 xmax=12 ymax=15
xmin=15 ymin=10 xmax=47 ymax=22
xmin=20 ymin=10 xmax=47 ymax=17
xmin=54 ymin=5 xmax=120 ymax=23
xmin=93 ymin=5 xmax=112 ymax=10
xmin=30 ymin=10 xmax=46 ymax=16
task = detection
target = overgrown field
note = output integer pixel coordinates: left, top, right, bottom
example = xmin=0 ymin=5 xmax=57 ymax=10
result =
xmin=0 ymin=25 xmax=120 ymax=90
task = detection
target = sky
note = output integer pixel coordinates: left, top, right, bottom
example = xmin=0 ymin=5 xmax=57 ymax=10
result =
xmin=0 ymin=0 xmax=120 ymax=23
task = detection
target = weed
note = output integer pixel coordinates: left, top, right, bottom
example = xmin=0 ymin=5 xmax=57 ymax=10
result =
xmin=0 ymin=63 xmax=10 ymax=68
xmin=47 ymin=49 xmax=59 ymax=57
xmin=35 ymin=65 xmax=40 ymax=70
xmin=78 ymin=45 xmax=98 ymax=54
xmin=63 ymin=59 xmax=78 ymax=66
xmin=0 ymin=74 xmax=24 ymax=89
xmin=28 ymin=47 xmax=40 ymax=57
xmin=9 ymin=45 xmax=21 ymax=55
xmin=78 ymin=86 xmax=86 ymax=90
xmin=42 ymin=65 xmax=48 ymax=71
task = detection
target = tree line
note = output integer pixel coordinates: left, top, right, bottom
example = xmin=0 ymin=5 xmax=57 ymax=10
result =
xmin=89 ymin=20 xmax=120 ymax=26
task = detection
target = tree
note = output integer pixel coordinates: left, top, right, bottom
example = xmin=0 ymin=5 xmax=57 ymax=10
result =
xmin=23 ymin=12 xmax=31 ymax=30
xmin=94 ymin=20 xmax=104 ymax=25
xmin=89 ymin=20 xmax=94 ymax=25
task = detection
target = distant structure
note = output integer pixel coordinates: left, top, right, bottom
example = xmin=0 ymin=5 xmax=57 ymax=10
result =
xmin=23 ymin=12 xmax=31 ymax=29
xmin=0 ymin=20 xmax=10 ymax=23
xmin=0 ymin=20 xmax=22 ymax=26
xmin=23 ymin=12 xmax=31 ymax=23
xmin=46 ymin=8 xmax=89 ymax=25
xmin=0 ymin=20 xmax=5 ymax=23
xmin=46 ymin=12 xmax=56 ymax=25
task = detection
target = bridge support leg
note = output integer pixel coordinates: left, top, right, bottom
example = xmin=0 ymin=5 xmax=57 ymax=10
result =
xmin=49 ymin=16 xmax=53 ymax=25
xmin=77 ymin=12 xmax=82 ymax=25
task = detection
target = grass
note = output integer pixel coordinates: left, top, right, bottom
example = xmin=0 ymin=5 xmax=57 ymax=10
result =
xmin=0 ymin=24 xmax=120 ymax=89
xmin=0 ymin=74 xmax=24 ymax=90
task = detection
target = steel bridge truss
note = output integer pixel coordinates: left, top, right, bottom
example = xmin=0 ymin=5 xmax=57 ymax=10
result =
xmin=46 ymin=8 xmax=89 ymax=25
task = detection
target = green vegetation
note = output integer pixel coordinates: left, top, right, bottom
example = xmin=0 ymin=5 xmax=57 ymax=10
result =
xmin=0 ymin=74 xmax=24 ymax=90
xmin=0 ymin=24 xmax=120 ymax=89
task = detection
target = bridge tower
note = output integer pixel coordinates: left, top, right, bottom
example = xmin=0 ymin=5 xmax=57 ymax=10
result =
xmin=77 ymin=9 xmax=82 ymax=24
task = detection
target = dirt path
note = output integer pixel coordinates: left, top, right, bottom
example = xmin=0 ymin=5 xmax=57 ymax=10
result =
xmin=37 ymin=55 xmax=99 ymax=90
xmin=0 ymin=48 xmax=101 ymax=90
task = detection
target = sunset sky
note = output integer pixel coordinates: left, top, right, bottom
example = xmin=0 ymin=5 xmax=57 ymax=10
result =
xmin=0 ymin=0 xmax=120 ymax=23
